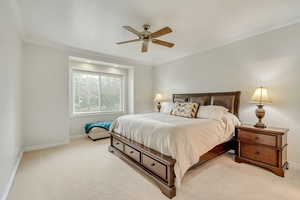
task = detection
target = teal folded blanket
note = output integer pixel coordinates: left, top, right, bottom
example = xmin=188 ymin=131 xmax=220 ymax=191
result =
xmin=84 ymin=121 xmax=112 ymax=134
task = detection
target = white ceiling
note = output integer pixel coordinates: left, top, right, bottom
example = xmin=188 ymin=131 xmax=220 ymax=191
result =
xmin=17 ymin=0 xmax=300 ymax=66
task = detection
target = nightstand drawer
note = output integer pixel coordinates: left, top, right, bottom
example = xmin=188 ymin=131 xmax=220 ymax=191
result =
xmin=238 ymin=130 xmax=276 ymax=146
xmin=241 ymin=143 xmax=277 ymax=166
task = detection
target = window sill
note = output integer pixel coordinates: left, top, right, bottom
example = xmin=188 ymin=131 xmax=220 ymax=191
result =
xmin=70 ymin=111 xmax=126 ymax=119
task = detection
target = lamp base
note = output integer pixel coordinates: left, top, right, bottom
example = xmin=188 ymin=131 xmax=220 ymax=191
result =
xmin=254 ymin=104 xmax=266 ymax=128
xmin=157 ymin=102 xmax=161 ymax=112
xmin=254 ymin=121 xmax=266 ymax=128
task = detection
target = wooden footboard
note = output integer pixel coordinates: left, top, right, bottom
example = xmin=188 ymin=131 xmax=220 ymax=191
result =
xmin=108 ymin=132 xmax=235 ymax=199
xmin=109 ymin=132 xmax=176 ymax=198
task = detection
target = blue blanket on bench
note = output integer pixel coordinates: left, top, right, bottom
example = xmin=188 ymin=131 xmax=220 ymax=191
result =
xmin=84 ymin=121 xmax=112 ymax=134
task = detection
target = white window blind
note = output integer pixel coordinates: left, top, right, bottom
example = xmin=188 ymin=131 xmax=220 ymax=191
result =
xmin=72 ymin=70 xmax=123 ymax=114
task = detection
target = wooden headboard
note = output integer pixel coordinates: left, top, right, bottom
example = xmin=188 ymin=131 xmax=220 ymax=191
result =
xmin=173 ymin=91 xmax=241 ymax=117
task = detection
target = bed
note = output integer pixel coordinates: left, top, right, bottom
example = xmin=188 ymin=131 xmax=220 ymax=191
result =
xmin=108 ymin=91 xmax=241 ymax=198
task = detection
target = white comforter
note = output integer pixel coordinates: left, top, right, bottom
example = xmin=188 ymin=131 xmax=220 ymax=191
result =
xmin=110 ymin=112 xmax=237 ymax=186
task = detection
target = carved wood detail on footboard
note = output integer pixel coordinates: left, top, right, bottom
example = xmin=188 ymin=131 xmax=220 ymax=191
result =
xmin=108 ymin=132 xmax=176 ymax=198
xmin=108 ymin=132 xmax=235 ymax=198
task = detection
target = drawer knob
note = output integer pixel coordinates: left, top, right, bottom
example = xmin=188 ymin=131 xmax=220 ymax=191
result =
xmin=151 ymin=163 xmax=156 ymax=167
xmin=254 ymin=137 xmax=259 ymax=140
xmin=255 ymin=151 xmax=260 ymax=155
xmin=130 ymin=151 xmax=134 ymax=154
xmin=116 ymin=142 xmax=119 ymax=145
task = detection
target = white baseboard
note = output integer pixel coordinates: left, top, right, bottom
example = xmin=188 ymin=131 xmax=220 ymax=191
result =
xmin=289 ymin=161 xmax=300 ymax=170
xmin=1 ymin=152 xmax=23 ymax=200
xmin=23 ymin=140 xmax=69 ymax=152
xmin=70 ymin=134 xmax=86 ymax=140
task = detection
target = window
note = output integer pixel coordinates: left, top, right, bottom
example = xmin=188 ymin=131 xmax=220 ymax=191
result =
xmin=72 ymin=70 xmax=124 ymax=114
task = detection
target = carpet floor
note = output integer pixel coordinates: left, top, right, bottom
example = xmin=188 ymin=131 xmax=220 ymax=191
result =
xmin=8 ymin=137 xmax=300 ymax=200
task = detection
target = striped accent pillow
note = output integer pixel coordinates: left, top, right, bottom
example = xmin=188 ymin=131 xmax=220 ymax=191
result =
xmin=171 ymin=102 xmax=199 ymax=118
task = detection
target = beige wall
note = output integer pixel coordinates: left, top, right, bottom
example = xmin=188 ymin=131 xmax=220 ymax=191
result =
xmin=22 ymin=43 xmax=70 ymax=150
xmin=153 ymin=23 xmax=300 ymax=165
xmin=22 ymin=42 xmax=153 ymax=149
xmin=0 ymin=0 xmax=23 ymax=198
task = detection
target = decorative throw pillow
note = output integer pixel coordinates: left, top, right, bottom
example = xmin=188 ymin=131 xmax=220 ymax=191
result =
xmin=171 ymin=102 xmax=199 ymax=118
xmin=160 ymin=102 xmax=174 ymax=114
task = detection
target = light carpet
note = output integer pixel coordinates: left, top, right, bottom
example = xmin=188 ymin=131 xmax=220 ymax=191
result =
xmin=8 ymin=138 xmax=300 ymax=200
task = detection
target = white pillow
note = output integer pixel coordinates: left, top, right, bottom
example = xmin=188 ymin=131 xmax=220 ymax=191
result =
xmin=160 ymin=102 xmax=174 ymax=114
xmin=197 ymin=105 xmax=228 ymax=120
xmin=222 ymin=112 xmax=241 ymax=126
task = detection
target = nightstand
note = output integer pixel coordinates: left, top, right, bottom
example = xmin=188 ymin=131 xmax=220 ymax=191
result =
xmin=235 ymin=124 xmax=289 ymax=177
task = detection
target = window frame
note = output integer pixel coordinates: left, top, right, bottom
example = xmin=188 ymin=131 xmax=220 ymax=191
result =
xmin=71 ymin=69 xmax=126 ymax=117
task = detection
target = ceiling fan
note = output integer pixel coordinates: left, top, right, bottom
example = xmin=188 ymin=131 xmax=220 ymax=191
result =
xmin=116 ymin=24 xmax=175 ymax=53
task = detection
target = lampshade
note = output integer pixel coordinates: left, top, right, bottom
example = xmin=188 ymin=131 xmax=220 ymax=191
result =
xmin=154 ymin=93 xmax=163 ymax=102
xmin=251 ymin=87 xmax=272 ymax=104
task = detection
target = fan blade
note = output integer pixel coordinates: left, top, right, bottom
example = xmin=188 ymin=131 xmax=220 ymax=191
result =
xmin=123 ymin=26 xmax=142 ymax=37
xmin=152 ymin=39 xmax=174 ymax=48
xmin=141 ymin=40 xmax=148 ymax=53
xmin=116 ymin=39 xmax=141 ymax=45
xmin=150 ymin=27 xmax=172 ymax=38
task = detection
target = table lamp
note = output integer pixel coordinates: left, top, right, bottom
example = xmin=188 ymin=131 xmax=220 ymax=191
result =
xmin=251 ymin=87 xmax=272 ymax=128
xmin=154 ymin=93 xmax=163 ymax=112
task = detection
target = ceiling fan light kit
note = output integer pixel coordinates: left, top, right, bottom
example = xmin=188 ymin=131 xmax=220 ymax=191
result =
xmin=117 ymin=24 xmax=174 ymax=53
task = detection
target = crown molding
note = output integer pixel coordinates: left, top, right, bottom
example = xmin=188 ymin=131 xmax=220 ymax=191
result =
xmin=154 ymin=16 xmax=300 ymax=66
xmin=23 ymin=37 xmax=153 ymax=68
